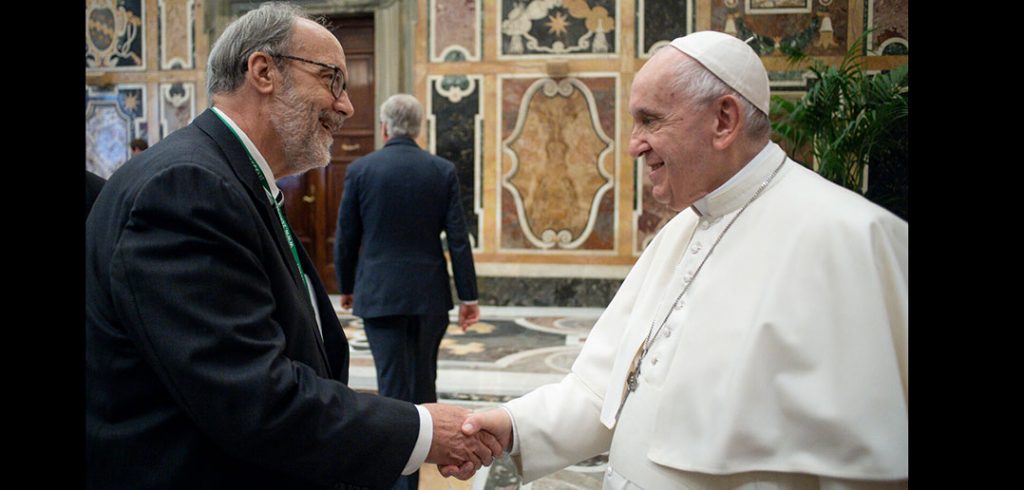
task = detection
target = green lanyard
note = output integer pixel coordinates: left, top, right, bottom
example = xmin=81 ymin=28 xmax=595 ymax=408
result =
xmin=212 ymin=110 xmax=309 ymax=293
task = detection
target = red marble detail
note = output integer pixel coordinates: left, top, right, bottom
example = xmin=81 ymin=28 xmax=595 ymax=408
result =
xmin=434 ymin=0 xmax=478 ymax=59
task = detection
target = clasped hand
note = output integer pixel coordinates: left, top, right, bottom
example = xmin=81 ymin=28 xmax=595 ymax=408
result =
xmin=425 ymin=406 xmax=513 ymax=480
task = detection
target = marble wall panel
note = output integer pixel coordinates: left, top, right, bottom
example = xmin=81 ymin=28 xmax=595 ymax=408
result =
xmin=430 ymin=75 xmax=484 ymax=249
xmin=637 ymin=0 xmax=694 ymax=58
xmin=86 ymin=0 xmax=145 ymax=70
xmin=499 ymin=0 xmax=618 ymax=57
xmin=499 ymin=76 xmax=617 ymax=252
xmin=159 ymin=0 xmax=196 ymax=69
xmin=430 ymin=0 xmax=481 ymax=61
xmin=159 ymin=82 xmax=195 ymax=138
xmin=86 ymin=85 xmax=147 ymax=178
xmin=869 ymin=0 xmax=908 ymax=55
xmin=711 ymin=0 xmax=850 ymax=57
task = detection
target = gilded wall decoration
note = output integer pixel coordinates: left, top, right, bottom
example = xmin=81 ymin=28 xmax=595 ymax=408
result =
xmin=160 ymin=82 xmax=195 ymax=138
xmin=86 ymin=85 xmax=147 ymax=178
xmin=499 ymin=76 xmax=617 ymax=251
xmin=429 ymin=75 xmax=484 ymax=250
xmin=159 ymin=0 xmax=196 ymax=69
xmin=430 ymin=0 xmax=482 ymax=61
xmin=712 ymin=0 xmax=849 ymax=57
xmin=86 ymin=0 xmax=145 ymax=70
xmin=869 ymin=0 xmax=908 ymax=55
xmin=500 ymin=0 xmax=618 ymax=57
xmin=637 ymin=0 xmax=695 ymax=58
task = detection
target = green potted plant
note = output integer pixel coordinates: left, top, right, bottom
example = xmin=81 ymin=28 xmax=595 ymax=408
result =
xmin=771 ymin=31 xmax=908 ymax=220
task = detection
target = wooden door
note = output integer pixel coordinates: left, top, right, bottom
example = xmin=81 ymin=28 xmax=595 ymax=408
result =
xmin=280 ymin=15 xmax=375 ymax=293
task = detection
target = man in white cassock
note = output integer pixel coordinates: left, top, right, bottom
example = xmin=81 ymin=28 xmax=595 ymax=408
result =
xmin=441 ymin=30 xmax=908 ymax=489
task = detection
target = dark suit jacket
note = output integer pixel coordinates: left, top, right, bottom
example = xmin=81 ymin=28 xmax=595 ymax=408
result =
xmin=85 ymin=109 xmax=419 ymax=490
xmin=335 ymin=136 xmax=477 ymax=319
xmin=85 ymin=170 xmax=105 ymax=219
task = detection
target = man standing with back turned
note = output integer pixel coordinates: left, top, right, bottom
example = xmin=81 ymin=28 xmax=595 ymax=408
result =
xmin=450 ymin=31 xmax=908 ymax=489
xmin=336 ymin=93 xmax=480 ymax=490
xmin=85 ymin=4 xmax=500 ymax=489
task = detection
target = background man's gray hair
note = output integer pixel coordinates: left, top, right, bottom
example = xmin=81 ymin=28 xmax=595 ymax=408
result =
xmin=380 ymin=94 xmax=424 ymax=138
xmin=207 ymin=2 xmax=308 ymax=98
xmin=671 ymin=55 xmax=772 ymax=141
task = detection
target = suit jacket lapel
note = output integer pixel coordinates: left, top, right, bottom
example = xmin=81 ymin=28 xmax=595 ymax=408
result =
xmin=194 ymin=110 xmax=307 ymax=292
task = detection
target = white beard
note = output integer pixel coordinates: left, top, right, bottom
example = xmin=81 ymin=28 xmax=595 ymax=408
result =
xmin=269 ymin=80 xmax=336 ymax=175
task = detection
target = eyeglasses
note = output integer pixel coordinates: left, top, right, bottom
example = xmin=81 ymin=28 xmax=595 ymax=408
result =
xmin=274 ymin=54 xmax=347 ymax=100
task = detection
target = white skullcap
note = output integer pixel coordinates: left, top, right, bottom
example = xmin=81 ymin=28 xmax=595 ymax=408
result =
xmin=668 ymin=31 xmax=770 ymax=115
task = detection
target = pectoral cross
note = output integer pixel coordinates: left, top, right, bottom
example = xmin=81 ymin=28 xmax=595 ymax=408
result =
xmin=626 ymin=364 xmax=641 ymax=393
xmin=615 ymin=350 xmax=644 ymax=421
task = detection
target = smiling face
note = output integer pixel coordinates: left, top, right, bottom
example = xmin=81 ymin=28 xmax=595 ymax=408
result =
xmin=628 ymin=49 xmax=725 ymax=212
xmin=269 ymin=19 xmax=354 ymax=176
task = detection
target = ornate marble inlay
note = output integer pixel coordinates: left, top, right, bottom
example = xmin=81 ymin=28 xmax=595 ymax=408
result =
xmin=637 ymin=0 xmax=695 ymax=58
xmin=430 ymin=75 xmax=484 ymax=249
xmin=430 ymin=0 xmax=481 ymax=61
xmin=869 ymin=0 xmax=908 ymax=55
xmin=159 ymin=82 xmax=195 ymax=138
xmin=712 ymin=0 xmax=850 ymax=57
xmin=500 ymin=0 xmax=617 ymax=56
xmin=86 ymin=0 xmax=145 ymax=70
xmin=502 ymin=78 xmax=615 ymax=250
xmin=86 ymin=85 xmax=147 ymax=178
xmin=159 ymin=0 xmax=196 ymax=69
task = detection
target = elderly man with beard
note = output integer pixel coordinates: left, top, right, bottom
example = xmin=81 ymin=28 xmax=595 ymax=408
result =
xmin=445 ymin=31 xmax=908 ymax=489
xmin=85 ymin=3 xmax=501 ymax=489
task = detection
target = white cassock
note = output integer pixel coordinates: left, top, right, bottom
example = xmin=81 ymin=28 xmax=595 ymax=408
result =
xmin=503 ymin=142 xmax=908 ymax=489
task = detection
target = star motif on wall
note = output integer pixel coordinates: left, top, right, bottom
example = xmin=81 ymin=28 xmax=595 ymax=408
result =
xmin=546 ymin=11 xmax=571 ymax=37
xmin=123 ymin=92 xmax=139 ymax=111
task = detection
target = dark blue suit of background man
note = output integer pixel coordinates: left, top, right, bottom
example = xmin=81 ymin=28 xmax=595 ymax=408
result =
xmin=335 ymin=94 xmax=480 ymax=489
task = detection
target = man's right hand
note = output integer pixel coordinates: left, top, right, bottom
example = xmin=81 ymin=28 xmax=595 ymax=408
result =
xmin=340 ymin=294 xmax=353 ymax=310
xmin=438 ymin=408 xmax=513 ymax=480
xmin=423 ymin=403 xmax=504 ymax=472
xmin=458 ymin=303 xmax=480 ymax=331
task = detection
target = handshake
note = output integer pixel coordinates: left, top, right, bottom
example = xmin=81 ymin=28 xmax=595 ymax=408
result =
xmin=423 ymin=404 xmax=512 ymax=480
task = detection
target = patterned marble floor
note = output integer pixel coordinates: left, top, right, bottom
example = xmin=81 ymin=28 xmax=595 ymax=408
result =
xmin=330 ymin=296 xmax=607 ymax=489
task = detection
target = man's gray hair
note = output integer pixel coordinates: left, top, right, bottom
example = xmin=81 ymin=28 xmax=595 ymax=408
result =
xmin=207 ymin=2 xmax=308 ymax=98
xmin=671 ymin=55 xmax=771 ymax=141
xmin=380 ymin=94 xmax=423 ymax=138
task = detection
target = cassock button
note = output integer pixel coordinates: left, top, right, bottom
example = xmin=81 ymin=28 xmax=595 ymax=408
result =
xmin=691 ymin=242 xmax=702 ymax=254
xmin=700 ymin=220 xmax=710 ymax=230
xmin=651 ymin=356 xmax=659 ymax=365
xmin=683 ymin=272 xmax=694 ymax=283
xmin=673 ymin=300 xmax=685 ymax=310
xmin=606 ymin=468 xmax=613 ymax=477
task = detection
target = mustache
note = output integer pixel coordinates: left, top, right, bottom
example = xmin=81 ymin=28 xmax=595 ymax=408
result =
xmin=320 ymin=111 xmax=345 ymax=133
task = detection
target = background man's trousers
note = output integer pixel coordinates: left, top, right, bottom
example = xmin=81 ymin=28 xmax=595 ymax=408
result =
xmin=363 ymin=313 xmax=450 ymax=490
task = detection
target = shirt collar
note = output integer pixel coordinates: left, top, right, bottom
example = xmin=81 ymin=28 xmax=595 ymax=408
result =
xmin=211 ymin=106 xmax=282 ymax=200
xmin=691 ymin=141 xmax=785 ymax=218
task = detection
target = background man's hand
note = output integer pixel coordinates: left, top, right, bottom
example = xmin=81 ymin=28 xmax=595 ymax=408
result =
xmin=458 ymin=303 xmax=480 ymax=331
xmin=340 ymin=294 xmax=353 ymax=310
